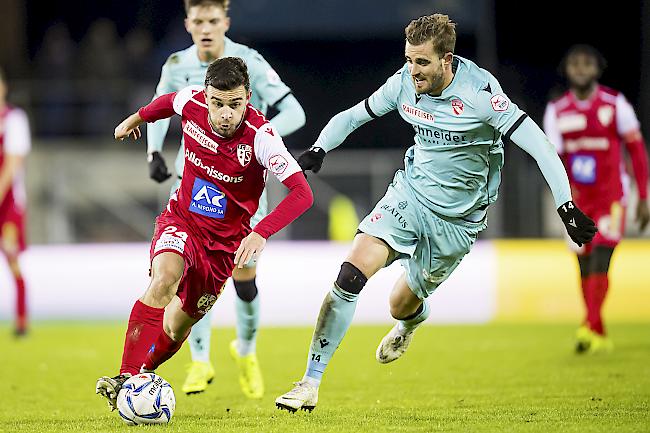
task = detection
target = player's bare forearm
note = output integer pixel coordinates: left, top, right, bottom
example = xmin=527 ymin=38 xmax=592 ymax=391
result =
xmin=114 ymin=112 xmax=144 ymax=141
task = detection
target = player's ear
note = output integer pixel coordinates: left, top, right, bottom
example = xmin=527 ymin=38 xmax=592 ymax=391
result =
xmin=442 ymin=52 xmax=453 ymax=67
xmin=184 ymin=18 xmax=191 ymax=34
xmin=224 ymin=16 xmax=231 ymax=32
xmin=247 ymin=90 xmax=252 ymax=101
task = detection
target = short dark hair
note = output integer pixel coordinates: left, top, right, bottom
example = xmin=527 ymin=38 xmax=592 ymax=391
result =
xmin=560 ymin=44 xmax=607 ymax=76
xmin=205 ymin=57 xmax=250 ymax=93
xmin=184 ymin=0 xmax=229 ymax=14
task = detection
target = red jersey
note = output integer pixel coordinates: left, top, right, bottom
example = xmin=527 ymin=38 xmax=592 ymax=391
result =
xmin=139 ymin=86 xmax=302 ymax=253
xmin=544 ymin=85 xmax=648 ymax=209
xmin=0 ymin=105 xmax=30 ymax=217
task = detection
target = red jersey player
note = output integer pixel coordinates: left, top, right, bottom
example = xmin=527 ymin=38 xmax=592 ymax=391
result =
xmin=544 ymin=45 xmax=650 ymax=354
xmin=0 ymin=68 xmax=31 ymax=337
xmin=95 ymin=57 xmax=313 ymax=411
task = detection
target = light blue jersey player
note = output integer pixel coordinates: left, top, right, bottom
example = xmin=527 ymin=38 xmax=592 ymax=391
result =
xmin=147 ymin=0 xmax=305 ymax=399
xmin=275 ymin=14 xmax=596 ymax=412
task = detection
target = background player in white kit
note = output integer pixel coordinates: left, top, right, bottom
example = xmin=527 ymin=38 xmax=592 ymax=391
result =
xmin=0 ymin=68 xmax=31 ymax=337
xmin=146 ymin=0 xmax=306 ymax=398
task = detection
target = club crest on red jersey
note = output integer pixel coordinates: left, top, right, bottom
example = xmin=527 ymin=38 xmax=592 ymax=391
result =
xmin=451 ymin=99 xmax=464 ymax=115
xmin=237 ymin=143 xmax=252 ymax=167
xmin=597 ymin=105 xmax=614 ymax=127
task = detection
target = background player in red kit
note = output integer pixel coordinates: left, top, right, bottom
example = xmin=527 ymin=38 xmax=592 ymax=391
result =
xmin=544 ymin=45 xmax=650 ymax=354
xmin=95 ymin=57 xmax=313 ymax=410
xmin=0 ymin=68 xmax=31 ymax=337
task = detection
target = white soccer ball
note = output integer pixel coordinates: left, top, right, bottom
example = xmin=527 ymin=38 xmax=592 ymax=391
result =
xmin=116 ymin=373 xmax=176 ymax=425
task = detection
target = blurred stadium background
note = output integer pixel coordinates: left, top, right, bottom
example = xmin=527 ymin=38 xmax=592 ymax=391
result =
xmin=0 ymin=0 xmax=649 ymax=323
xmin=1 ymin=1 xmax=649 ymax=431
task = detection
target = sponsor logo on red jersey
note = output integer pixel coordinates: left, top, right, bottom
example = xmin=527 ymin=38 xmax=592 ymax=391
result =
xmin=184 ymin=120 xmax=219 ymax=154
xmin=189 ymin=178 xmax=227 ymax=218
xmin=269 ymin=154 xmax=288 ymax=175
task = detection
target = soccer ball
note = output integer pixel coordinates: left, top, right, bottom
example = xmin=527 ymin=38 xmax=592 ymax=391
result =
xmin=116 ymin=373 xmax=175 ymax=425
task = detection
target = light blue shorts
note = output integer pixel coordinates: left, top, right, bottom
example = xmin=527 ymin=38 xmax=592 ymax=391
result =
xmin=358 ymin=170 xmax=486 ymax=299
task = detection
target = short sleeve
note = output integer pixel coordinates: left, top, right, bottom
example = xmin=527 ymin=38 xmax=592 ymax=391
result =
xmin=3 ymin=109 xmax=31 ymax=156
xmin=615 ymin=93 xmax=640 ymax=136
xmin=173 ymin=85 xmax=204 ymax=115
xmin=253 ymin=123 xmax=302 ymax=182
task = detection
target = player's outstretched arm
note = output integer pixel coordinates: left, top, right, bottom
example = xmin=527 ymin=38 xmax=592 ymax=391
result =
xmin=114 ymin=112 xmax=144 ymax=141
xmin=235 ymin=172 xmax=313 ymax=268
xmin=509 ymin=117 xmax=597 ymax=246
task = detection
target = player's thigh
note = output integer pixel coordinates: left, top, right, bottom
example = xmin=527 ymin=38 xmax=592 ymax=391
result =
xmin=356 ymin=171 xmax=420 ymax=277
xmin=345 ymin=233 xmax=394 ymax=279
xmin=232 ymin=264 xmax=257 ymax=281
xmin=163 ymin=295 xmax=199 ymax=341
xmin=1 ymin=221 xmax=20 ymax=256
xmin=389 ymin=273 xmax=422 ymax=319
xmin=404 ymin=213 xmax=480 ymax=300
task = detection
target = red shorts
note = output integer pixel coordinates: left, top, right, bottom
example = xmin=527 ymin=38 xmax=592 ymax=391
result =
xmin=0 ymin=204 xmax=26 ymax=254
xmin=580 ymin=201 xmax=626 ymax=254
xmin=150 ymin=211 xmax=234 ymax=320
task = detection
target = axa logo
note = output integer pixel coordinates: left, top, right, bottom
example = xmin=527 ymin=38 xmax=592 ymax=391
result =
xmin=189 ymin=178 xmax=227 ymax=218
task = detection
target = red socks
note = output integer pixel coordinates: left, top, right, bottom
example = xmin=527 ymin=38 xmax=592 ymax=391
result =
xmin=120 ymin=300 xmax=164 ymax=375
xmin=15 ymin=276 xmax=27 ymax=332
xmin=583 ymin=273 xmax=609 ymax=335
xmin=142 ymin=329 xmax=187 ymax=372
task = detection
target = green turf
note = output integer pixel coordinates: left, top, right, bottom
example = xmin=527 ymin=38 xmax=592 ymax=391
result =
xmin=0 ymin=323 xmax=648 ymax=432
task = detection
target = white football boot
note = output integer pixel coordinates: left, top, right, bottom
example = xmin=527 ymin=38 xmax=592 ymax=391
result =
xmin=376 ymin=324 xmax=415 ymax=364
xmin=95 ymin=373 xmax=131 ymax=411
xmin=275 ymin=381 xmax=319 ymax=413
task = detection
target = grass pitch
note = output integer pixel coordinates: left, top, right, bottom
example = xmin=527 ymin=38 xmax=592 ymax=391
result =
xmin=0 ymin=323 xmax=648 ymax=432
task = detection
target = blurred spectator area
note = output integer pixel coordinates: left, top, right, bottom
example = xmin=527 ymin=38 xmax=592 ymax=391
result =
xmin=0 ymin=0 xmax=648 ymax=243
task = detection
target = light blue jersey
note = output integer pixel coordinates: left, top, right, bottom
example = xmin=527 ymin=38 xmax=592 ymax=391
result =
xmin=316 ymin=56 xmax=571 ymax=219
xmin=147 ymin=37 xmax=296 ymax=177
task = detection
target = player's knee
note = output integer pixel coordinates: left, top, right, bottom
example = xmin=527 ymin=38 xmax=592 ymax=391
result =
xmin=149 ymin=271 xmax=181 ymax=303
xmin=335 ymin=261 xmax=368 ymax=295
xmin=234 ymin=278 xmax=258 ymax=302
xmin=591 ymin=246 xmax=614 ymax=274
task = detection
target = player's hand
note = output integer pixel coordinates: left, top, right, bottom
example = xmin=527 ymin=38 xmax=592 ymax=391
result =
xmin=297 ymin=146 xmax=326 ymax=173
xmin=234 ymin=231 xmax=266 ymax=269
xmin=636 ymin=199 xmax=650 ymax=232
xmin=114 ymin=114 xmax=142 ymax=141
xmin=148 ymin=152 xmax=172 ymax=183
xmin=557 ymin=200 xmax=598 ymax=247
